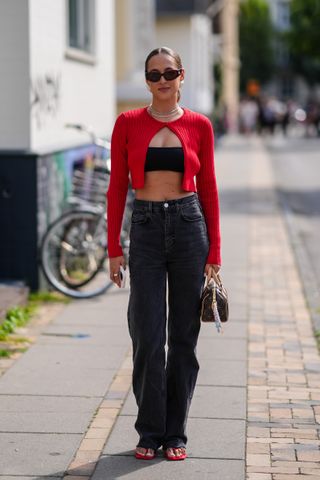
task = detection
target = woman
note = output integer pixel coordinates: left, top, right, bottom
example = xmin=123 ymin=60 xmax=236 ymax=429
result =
xmin=107 ymin=47 xmax=221 ymax=461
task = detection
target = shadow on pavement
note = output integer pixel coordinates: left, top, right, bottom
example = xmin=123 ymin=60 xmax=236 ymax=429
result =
xmin=29 ymin=450 xmax=180 ymax=480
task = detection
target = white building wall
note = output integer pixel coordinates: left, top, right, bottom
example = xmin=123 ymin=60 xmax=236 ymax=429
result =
xmin=29 ymin=0 xmax=115 ymax=152
xmin=0 ymin=0 xmax=115 ymax=151
xmin=190 ymin=14 xmax=214 ymax=114
xmin=0 ymin=0 xmax=30 ymax=150
xmin=156 ymin=15 xmax=213 ymax=115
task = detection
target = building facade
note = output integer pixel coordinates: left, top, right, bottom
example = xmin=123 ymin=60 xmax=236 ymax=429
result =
xmin=115 ymin=0 xmax=215 ymax=116
xmin=0 ymin=0 xmax=115 ymax=289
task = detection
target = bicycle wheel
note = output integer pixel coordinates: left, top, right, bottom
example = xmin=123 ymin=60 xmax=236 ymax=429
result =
xmin=40 ymin=210 xmax=113 ymax=298
xmin=59 ymin=215 xmax=105 ymax=288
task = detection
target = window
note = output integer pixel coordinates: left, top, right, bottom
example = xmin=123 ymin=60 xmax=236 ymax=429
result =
xmin=68 ymin=0 xmax=95 ymax=54
xmin=277 ymin=1 xmax=290 ymax=31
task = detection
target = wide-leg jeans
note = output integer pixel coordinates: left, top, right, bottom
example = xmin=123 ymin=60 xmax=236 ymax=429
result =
xmin=127 ymin=193 xmax=209 ymax=450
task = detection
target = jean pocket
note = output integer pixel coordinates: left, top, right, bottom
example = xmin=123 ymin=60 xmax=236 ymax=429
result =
xmin=131 ymin=210 xmax=149 ymax=224
xmin=181 ymin=203 xmax=203 ymax=222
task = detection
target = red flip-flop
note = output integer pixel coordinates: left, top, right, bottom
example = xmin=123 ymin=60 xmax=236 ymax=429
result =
xmin=135 ymin=447 xmax=156 ymax=460
xmin=164 ymin=447 xmax=187 ymax=461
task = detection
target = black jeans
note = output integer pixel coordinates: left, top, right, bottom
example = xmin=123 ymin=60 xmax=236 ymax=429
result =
xmin=127 ymin=193 xmax=209 ymax=450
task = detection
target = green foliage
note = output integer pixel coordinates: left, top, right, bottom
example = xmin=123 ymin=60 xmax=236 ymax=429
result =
xmin=286 ymin=0 xmax=320 ymax=84
xmin=0 ymin=291 xmax=69 ymax=341
xmin=28 ymin=291 xmax=70 ymax=304
xmin=2 ymin=307 xmax=31 ymax=334
xmin=239 ymin=0 xmax=275 ymax=92
xmin=0 ymin=349 xmax=10 ymax=358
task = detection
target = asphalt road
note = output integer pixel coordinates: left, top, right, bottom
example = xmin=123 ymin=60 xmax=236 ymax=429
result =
xmin=265 ymin=134 xmax=320 ymax=331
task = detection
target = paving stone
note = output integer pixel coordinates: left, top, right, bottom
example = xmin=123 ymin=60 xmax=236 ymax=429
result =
xmin=85 ymin=428 xmax=111 ymax=439
xmin=0 ymin=432 xmax=82 ymax=475
xmin=197 ymin=338 xmax=247 ymax=361
xmin=0 ymin=395 xmax=100 ymax=433
xmin=197 ymin=360 xmax=247 ymax=386
xmin=121 ymin=385 xmax=246 ymax=420
xmin=300 ymin=468 xmax=320 ymax=475
xmin=0 ymin=478 xmax=59 ymax=480
xmin=65 ymin=476 xmax=90 ymax=480
xmin=296 ymin=449 xmax=320 ymax=462
xmin=74 ymin=450 xmax=101 ymax=461
xmin=246 ymin=454 xmax=271 ymax=466
xmin=53 ymin=294 xmax=129 ymax=327
xmin=67 ymin=460 xmax=96 ymax=476
xmin=103 ymin=415 xmax=245 ymax=459
xmin=247 ymin=443 xmax=270 ymax=454
xmin=273 ymin=476 xmax=320 ymax=480
xmin=79 ymin=438 xmax=106 ymax=451
xmin=0 ymin=362 xmax=114 ymax=397
xmin=92 ymin=455 xmax=245 ymax=480
xmin=2 ymin=342 xmax=127 ymax=371
xmin=0 ymin=344 xmax=121 ymax=396
xmin=38 ymin=324 xmax=130 ymax=347
xmin=246 ymin=475 xmax=272 ymax=480
xmin=199 ymin=321 xmax=247 ymax=339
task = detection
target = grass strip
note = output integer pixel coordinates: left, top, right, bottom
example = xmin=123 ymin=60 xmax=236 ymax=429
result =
xmin=0 ymin=291 xmax=70 ymax=342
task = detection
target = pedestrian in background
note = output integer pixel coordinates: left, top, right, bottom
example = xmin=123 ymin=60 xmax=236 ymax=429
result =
xmin=239 ymin=96 xmax=259 ymax=134
xmin=107 ymin=46 xmax=221 ymax=461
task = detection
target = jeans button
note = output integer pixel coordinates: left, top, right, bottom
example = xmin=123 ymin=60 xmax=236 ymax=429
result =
xmin=164 ymin=202 xmax=169 ymax=208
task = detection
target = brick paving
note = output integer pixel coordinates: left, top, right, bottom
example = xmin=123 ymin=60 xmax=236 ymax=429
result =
xmin=246 ymin=138 xmax=320 ymax=479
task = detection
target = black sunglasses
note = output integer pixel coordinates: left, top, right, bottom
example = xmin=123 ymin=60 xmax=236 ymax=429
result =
xmin=145 ymin=69 xmax=182 ymax=83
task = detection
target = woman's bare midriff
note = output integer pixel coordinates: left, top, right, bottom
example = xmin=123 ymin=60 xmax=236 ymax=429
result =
xmin=135 ymin=171 xmax=194 ymax=201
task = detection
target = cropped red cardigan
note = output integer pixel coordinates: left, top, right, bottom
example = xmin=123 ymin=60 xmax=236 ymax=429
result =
xmin=106 ymin=106 xmax=221 ymax=265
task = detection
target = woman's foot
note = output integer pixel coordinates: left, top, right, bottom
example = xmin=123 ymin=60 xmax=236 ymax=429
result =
xmin=164 ymin=447 xmax=187 ymax=461
xmin=135 ymin=447 xmax=156 ymax=460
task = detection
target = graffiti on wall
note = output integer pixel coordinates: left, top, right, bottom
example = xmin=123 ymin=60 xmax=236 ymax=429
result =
xmin=31 ymin=73 xmax=61 ymax=128
xmin=36 ymin=145 xmax=102 ymax=242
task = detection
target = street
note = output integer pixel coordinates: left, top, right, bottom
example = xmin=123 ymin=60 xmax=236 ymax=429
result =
xmin=266 ymin=135 xmax=320 ymax=330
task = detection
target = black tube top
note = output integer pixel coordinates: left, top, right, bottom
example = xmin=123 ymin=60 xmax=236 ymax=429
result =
xmin=144 ymin=147 xmax=184 ymax=173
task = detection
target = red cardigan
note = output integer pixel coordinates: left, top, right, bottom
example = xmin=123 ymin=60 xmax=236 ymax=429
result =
xmin=107 ymin=106 xmax=221 ymax=265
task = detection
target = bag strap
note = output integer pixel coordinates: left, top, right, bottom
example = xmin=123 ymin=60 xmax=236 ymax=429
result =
xmin=204 ymin=270 xmax=222 ymax=288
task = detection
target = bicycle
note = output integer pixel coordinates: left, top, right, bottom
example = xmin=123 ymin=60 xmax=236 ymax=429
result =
xmin=40 ymin=124 xmax=132 ymax=299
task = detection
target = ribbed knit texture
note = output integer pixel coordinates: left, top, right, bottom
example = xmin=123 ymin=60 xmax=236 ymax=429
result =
xmin=106 ymin=106 xmax=221 ymax=265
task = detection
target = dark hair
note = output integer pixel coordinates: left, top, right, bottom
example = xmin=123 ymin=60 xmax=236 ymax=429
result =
xmin=145 ymin=46 xmax=183 ymax=72
xmin=145 ymin=47 xmax=183 ymax=101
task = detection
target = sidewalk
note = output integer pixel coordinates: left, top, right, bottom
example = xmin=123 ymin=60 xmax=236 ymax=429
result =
xmin=0 ymin=135 xmax=319 ymax=480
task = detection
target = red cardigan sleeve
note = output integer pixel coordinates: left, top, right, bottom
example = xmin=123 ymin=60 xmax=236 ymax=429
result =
xmin=106 ymin=113 xmax=129 ymax=258
xmin=196 ymin=117 xmax=221 ymax=265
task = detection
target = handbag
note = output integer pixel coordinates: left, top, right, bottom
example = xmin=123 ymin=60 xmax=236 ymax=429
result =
xmin=200 ymin=271 xmax=229 ymax=332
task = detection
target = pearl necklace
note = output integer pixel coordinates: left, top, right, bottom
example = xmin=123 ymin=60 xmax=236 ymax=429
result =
xmin=148 ymin=104 xmax=181 ymax=119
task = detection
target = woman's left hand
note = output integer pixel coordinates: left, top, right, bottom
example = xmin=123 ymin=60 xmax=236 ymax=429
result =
xmin=204 ymin=264 xmax=221 ymax=280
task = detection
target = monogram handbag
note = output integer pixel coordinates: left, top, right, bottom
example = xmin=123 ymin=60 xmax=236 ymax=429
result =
xmin=200 ymin=271 xmax=229 ymax=332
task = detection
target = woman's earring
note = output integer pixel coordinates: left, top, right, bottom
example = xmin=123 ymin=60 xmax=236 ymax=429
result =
xmin=180 ymin=80 xmax=184 ymax=87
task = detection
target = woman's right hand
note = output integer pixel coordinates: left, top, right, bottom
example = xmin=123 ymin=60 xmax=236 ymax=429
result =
xmin=109 ymin=256 xmax=126 ymax=288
